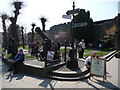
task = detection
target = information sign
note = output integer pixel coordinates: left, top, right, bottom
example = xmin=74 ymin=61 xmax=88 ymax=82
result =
xmin=62 ymin=15 xmax=71 ymax=19
xmin=90 ymin=58 xmax=106 ymax=76
xmin=72 ymin=22 xmax=87 ymax=27
xmin=66 ymin=8 xmax=79 ymax=15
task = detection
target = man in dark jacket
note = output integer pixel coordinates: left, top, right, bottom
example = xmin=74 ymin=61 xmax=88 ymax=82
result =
xmin=8 ymin=48 xmax=25 ymax=74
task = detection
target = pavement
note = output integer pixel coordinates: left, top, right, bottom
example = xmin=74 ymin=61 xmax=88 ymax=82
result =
xmin=0 ymin=55 xmax=120 ymax=89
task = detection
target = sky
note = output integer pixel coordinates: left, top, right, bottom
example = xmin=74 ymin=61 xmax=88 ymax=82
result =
xmin=0 ymin=0 xmax=119 ymax=33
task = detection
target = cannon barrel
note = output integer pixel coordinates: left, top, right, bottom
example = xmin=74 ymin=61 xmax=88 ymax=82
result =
xmin=35 ymin=27 xmax=51 ymax=43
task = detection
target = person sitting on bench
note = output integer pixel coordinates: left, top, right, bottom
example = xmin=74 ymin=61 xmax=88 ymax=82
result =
xmin=7 ymin=48 xmax=25 ymax=74
xmin=85 ymin=53 xmax=98 ymax=69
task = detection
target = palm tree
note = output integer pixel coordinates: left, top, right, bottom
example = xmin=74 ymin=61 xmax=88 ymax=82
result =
xmin=9 ymin=1 xmax=23 ymax=58
xmin=40 ymin=17 xmax=47 ymax=32
xmin=12 ymin=1 xmax=23 ymax=21
xmin=1 ymin=14 xmax=8 ymax=50
xmin=21 ymin=26 xmax=25 ymax=48
xmin=31 ymin=23 xmax=36 ymax=42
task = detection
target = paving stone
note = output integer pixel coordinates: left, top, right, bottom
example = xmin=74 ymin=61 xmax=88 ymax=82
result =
xmin=1 ymin=52 xmax=120 ymax=89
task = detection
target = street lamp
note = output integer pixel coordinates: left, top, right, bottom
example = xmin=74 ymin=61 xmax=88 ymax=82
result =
xmin=64 ymin=0 xmax=78 ymax=59
xmin=72 ymin=0 xmax=75 ymax=20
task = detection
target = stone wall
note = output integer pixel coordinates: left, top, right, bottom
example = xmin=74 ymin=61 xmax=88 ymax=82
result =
xmin=47 ymin=22 xmax=71 ymax=44
xmin=93 ymin=16 xmax=118 ymax=48
xmin=93 ymin=19 xmax=115 ymax=42
xmin=46 ymin=17 xmax=117 ymax=46
xmin=33 ymin=16 xmax=119 ymax=48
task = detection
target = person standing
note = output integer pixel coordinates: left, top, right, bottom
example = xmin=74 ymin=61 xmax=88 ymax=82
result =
xmin=28 ymin=42 xmax=31 ymax=53
xmin=78 ymin=39 xmax=85 ymax=58
xmin=7 ymin=48 xmax=25 ymax=74
xmin=31 ymin=41 xmax=39 ymax=59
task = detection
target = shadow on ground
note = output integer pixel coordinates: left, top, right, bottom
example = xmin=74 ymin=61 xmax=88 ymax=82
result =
xmin=82 ymin=77 xmax=119 ymax=89
xmin=39 ymin=78 xmax=57 ymax=90
xmin=5 ymin=72 xmax=24 ymax=82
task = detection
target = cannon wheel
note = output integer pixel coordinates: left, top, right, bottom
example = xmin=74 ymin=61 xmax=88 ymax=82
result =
xmin=37 ymin=52 xmax=45 ymax=61
xmin=36 ymin=48 xmax=45 ymax=61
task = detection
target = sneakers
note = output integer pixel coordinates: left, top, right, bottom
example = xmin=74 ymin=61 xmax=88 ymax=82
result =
xmin=13 ymin=71 xmax=17 ymax=74
xmin=7 ymin=68 xmax=17 ymax=74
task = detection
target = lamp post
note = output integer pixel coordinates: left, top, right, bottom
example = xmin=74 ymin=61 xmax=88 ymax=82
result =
xmin=70 ymin=0 xmax=76 ymax=49
xmin=64 ymin=40 xmax=67 ymax=62
xmin=72 ymin=1 xmax=75 ymax=21
xmin=65 ymin=0 xmax=78 ymax=59
xmin=71 ymin=0 xmax=78 ymax=58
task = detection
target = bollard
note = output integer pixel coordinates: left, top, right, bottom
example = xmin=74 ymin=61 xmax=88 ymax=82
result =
xmin=64 ymin=41 xmax=67 ymax=62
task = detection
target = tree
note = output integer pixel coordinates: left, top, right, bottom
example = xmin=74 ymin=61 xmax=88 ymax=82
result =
xmin=40 ymin=17 xmax=47 ymax=32
xmin=106 ymin=25 xmax=117 ymax=36
xmin=115 ymin=14 xmax=120 ymax=50
xmin=8 ymin=1 xmax=23 ymax=58
xmin=31 ymin=23 xmax=36 ymax=42
xmin=72 ymin=9 xmax=94 ymax=44
xmin=21 ymin=26 xmax=25 ymax=48
xmin=1 ymin=14 xmax=8 ymax=50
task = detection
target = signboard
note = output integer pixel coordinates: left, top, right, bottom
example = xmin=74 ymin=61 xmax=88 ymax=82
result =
xmin=62 ymin=15 xmax=71 ymax=19
xmin=72 ymin=22 xmax=87 ymax=27
xmin=66 ymin=8 xmax=79 ymax=15
xmin=90 ymin=58 xmax=106 ymax=77
xmin=47 ymin=51 xmax=54 ymax=60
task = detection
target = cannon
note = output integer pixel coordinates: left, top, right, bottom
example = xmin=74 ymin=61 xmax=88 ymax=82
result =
xmin=35 ymin=27 xmax=51 ymax=45
xmin=35 ymin=27 xmax=60 ymax=61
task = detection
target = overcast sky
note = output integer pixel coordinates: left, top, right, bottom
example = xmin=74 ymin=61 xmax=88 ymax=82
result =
xmin=0 ymin=0 xmax=119 ymax=32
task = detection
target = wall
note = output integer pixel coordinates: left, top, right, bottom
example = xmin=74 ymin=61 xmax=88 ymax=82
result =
xmin=47 ymin=22 xmax=71 ymax=44
xmin=33 ymin=16 xmax=118 ymax=48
